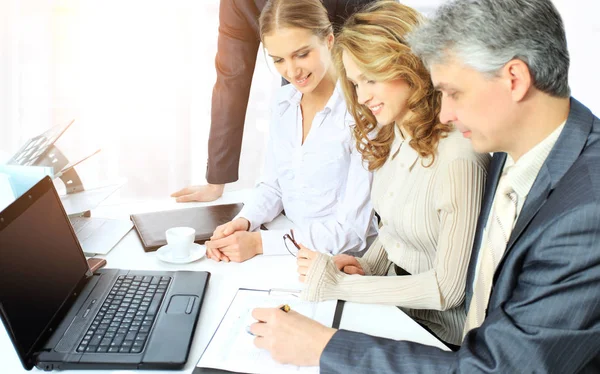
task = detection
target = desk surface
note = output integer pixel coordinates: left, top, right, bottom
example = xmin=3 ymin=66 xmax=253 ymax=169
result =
xmin=0 ymin=190 xmax=447 ymax=373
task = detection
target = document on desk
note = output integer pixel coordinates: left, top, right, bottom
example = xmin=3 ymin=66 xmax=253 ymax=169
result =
xmin=195 ymin=288 xmax=338 ymax=374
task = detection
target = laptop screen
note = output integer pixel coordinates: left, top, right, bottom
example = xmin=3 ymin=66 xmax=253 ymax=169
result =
xmin=0 ymin=177 xmax=89 ymax=368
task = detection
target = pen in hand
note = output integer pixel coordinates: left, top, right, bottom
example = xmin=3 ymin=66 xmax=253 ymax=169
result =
xmin=246 ymin=304 xmax=291 ymax=336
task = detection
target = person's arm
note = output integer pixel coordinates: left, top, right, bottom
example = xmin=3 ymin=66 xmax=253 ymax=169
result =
xmin=206 ymin=0 xmax=261 ymax=185
xmin=320 ymin=203 xmax=600 ymax=373
xmin=321 ymin=330 xmax=453 ymax=374
xmin=260 ymin=141 xmax=376 ymax=255
xmin=171 ymin=0 xmax=262 ymax=202
xmin=355 ymin=236 xmax=391 ymax=276
xmin=205 ymin=144 xmax=283 ymax=262
xmin=302 ymin=158 xmax=486 ymax=310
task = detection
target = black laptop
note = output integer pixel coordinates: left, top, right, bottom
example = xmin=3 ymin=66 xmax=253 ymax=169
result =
xmin=0 ymin=176 xmax=210 ymax=370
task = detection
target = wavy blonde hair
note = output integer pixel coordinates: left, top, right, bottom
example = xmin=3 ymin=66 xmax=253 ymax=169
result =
xmin=334 ymin=1 xmax=451 ymax=170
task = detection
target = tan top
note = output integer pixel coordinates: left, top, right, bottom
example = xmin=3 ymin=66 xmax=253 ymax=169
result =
xmin=302 ymin=127 xmax=491 ymax=345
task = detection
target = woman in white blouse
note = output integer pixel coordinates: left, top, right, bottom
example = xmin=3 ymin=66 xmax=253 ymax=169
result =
xmin=205 ymin=0 xmax=377 ymax=263
xmin=296 ymin=1 xmax=491 ymax=347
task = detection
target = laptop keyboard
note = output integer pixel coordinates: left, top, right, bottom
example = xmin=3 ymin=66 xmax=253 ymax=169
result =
xmin=77 ymin=275 xmax=171 ymax=354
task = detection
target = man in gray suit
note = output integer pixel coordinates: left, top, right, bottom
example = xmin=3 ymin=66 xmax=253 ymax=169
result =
xmin=249 ymin=0 xmax=600 ymax=372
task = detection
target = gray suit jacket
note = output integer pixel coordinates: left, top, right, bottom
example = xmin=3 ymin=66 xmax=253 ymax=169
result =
xmin=321 ymin=98 xmax=600 ymax=373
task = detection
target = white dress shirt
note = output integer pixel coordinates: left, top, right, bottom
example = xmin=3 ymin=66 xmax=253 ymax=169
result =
xmin=236 ymin=84 xmax=378 ymax=256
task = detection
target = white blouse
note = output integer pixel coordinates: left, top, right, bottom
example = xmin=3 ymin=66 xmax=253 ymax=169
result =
xmin=236 ymin=84 xmax=378 ymax=256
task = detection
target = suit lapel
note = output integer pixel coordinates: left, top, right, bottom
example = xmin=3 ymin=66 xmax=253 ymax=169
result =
xmin=503 ymin=98 xmax=593 ymax=257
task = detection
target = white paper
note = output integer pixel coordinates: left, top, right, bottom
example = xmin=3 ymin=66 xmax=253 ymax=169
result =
xmin=197 ymin=289 xmax=337 ymax=374
xmin=338 ymin=302 xmax=450 ymax=351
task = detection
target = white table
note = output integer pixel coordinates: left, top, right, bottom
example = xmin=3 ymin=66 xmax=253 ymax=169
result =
xmin=0 ymin=191 xmax=448 ymax=373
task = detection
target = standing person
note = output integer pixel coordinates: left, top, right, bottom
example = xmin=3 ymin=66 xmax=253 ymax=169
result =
xmin=203 ymin=0 xmax=378 ymax=263
xmin=171 ymin=0 xmax=375 ymax=203
xmin=249 ymin=0 xmax=600 ymax=372
xmin=295 ymin=1 xmax=490 ymax=347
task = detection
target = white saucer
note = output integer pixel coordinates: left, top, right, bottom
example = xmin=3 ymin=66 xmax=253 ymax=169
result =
xmin=156 ymin=243 xmax=206 ymax=264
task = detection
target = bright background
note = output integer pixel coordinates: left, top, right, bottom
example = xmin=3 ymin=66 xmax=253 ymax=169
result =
xmin=0 ymin=0 xmax=598 ymax=200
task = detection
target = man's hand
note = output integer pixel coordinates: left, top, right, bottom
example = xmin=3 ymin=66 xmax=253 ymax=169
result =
xmin=296 ymin=245 xmax=320 ymax=283
xmin=333 ymin=254 xmax=365 ymax=275
xmin=170 ymin=183 xmax=224 ymax=203
xmin=205 ymin=231 xmax=262 ymax=262
xmin=250 ymin=308 xmax=336 ymax=366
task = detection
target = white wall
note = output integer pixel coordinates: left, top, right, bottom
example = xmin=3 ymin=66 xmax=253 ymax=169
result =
xmin=408 ymin=0 xmax=600 ymax=114
xmin=554 ymin=0 xmax=600 ymax=114
xmin=1 ymin=0 xmax=598 ymax=198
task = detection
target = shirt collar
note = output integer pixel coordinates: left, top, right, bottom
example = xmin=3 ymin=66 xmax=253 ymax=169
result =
xmin=277 ymin=83 xmax=346 ymax=129
xmin=391 ymin=125 xmax=419 ymax=170
xmin=504 ymin=121 xmax=566 ymax=200
xmin=279 ymin=85 xmax=302 ymax=106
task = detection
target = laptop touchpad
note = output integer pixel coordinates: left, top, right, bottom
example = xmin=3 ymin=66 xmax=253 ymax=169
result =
xmin=166 ymin=295 xmax=197 ymax=314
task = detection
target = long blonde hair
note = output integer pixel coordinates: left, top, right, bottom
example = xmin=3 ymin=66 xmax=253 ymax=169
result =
xmin=334 ymin=1 xmax=451 ymax=170
xmin=259 ymin=0 xmax=332 ymax=42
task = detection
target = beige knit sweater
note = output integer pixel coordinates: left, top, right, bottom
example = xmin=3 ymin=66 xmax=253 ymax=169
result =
xmin=302 ymin=128 xmax=491 ymax=345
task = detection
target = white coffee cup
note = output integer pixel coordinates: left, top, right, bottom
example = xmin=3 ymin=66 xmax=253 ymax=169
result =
xmin=165 ymin=226 xmax=196 ymax=259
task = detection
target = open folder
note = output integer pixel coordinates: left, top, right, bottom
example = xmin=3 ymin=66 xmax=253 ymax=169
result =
xmin=194 ymin=288 xmax=344 ymax=374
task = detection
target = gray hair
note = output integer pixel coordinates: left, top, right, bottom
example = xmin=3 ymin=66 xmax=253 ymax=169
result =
xmin=407 ymin=0 xmax=570 ymax=98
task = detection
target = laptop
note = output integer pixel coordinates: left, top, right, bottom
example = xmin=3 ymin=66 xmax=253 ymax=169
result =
xmin=69 ymin=216 xmax=133 ymax=255
xmin=0 ymin=176 xmax=210 ymax=370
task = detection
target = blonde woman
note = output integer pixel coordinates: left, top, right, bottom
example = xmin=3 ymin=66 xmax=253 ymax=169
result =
xmin=296 ymin=1 xmax=491 ymax=347
xmin=205 ymin=0 xmax=378 ymax=263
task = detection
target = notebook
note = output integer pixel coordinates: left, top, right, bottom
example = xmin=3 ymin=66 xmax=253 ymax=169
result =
xmin=0 ymin=176 xmax=210 ymax=370
xmin=130 ymin=203 xmax=244 ymax=252
xmin=193 ymin=288 xmax=344 ymax=374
